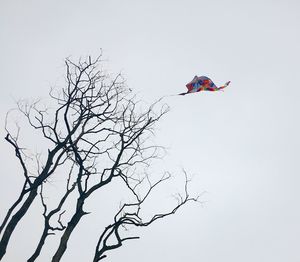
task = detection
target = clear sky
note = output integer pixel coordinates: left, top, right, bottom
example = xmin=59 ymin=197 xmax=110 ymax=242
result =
xmin=1 ymin=0 xmax=300 ymax=261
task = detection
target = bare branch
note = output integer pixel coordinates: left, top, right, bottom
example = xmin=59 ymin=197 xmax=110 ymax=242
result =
xmin=93 ymin=172 xmax=198 ymax=261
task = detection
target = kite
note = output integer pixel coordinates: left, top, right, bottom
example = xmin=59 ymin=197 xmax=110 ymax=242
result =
xmin=179 ymin=76 xmax=230 ymax=95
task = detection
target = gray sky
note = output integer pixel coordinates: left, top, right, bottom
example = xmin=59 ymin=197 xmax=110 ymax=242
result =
xmin=1 ymin=0 xmax=300 ymax=261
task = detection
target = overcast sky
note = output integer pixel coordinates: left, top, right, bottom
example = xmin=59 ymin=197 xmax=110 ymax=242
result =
xmin=1 ymin=0 xmax=300 ymax=261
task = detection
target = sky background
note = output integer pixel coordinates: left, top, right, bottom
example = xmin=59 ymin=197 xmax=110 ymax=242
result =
xmin=1 ymin=0 xmax=300 ymax=261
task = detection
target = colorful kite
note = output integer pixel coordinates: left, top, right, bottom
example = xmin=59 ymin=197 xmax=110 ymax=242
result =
xmin=179 ymin=76 xmax=230 ymax=95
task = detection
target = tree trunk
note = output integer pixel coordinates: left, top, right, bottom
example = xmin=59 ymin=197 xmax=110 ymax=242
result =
xmin=51 ymin=201 xmax=85 ymax=262
xmin=0 ymin=189 xmax=37 ymax=260
xmin=0 ymin=188 xmax=26 ymax=235
xmin=27 ymin=223 xmax=48 ymax=262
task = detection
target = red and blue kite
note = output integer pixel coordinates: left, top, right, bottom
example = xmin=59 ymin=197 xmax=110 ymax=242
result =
xmin=179 ymin=76 xmax=230 ymax=95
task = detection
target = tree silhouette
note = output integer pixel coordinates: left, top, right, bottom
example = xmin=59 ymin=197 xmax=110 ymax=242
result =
xmin=0 ymin=55 xmax=198 ymax=261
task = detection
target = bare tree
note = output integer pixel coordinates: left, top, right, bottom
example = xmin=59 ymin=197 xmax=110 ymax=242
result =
xmin=1 ymin=55 xmax=198 ymax=261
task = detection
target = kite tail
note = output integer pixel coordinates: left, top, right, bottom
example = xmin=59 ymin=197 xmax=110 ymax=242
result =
xmin=178 ymin=92 xmax=188 ymax=96
xmin=218 ymin=81 xmax=231 ymax=90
